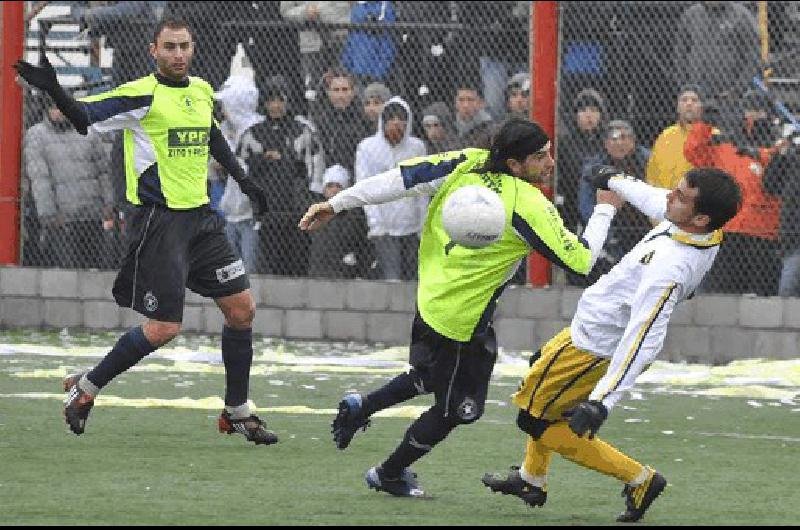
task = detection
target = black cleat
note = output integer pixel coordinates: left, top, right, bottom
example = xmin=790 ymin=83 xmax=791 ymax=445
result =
xmin=365 ymin=466 xmax=425 ymax=497
xmin=616 ymin=468 xmax=667 ymax=523
xmin=482 ymin=466 xmax=547 ymax=507
xmin=218 ymin=411 xmax=278 ymax=445
xmin=63 ymin=373 xmax=94 ymax=435
xmin=331 ymin=394 xmax=370 ymax=450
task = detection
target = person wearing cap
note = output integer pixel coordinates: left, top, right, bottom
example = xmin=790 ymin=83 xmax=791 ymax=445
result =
xmin=215 ymin=75 xmax=265 ymax=275
xmin=355 ymin=97 xmax=427 ymax=280
xmin=505 ymin=72 xmax=530 ymax=121
xmin=299 ymin=118 xmax=621 ymax=498
xmin=646 ymin=85 xmax=702 ymax=193
xmin=578 ymin=120 xmax=652 ymax=283
xmin=362 ymin=82 xmax=392 ymax=131
xmin=23 ymin=94 xmax=115 ymax=269
xmin=684 ymin=87 xmax=783 ymax=295
xmin=556 ymin=88 xmax=607 ymax=237
xmin=420 ymin=102 xmax=461 ymax=154
xmin=238 ymin=78 xmax=313 ymax=276
xmin=307 ymin=165 xmax=373 ymax=278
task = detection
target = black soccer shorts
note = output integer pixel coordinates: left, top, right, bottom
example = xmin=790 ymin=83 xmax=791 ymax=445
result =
xmin=112 ymin=204 xmax=250 ymax=322
xmin=408 ymin=313 xmax=498 ymax=423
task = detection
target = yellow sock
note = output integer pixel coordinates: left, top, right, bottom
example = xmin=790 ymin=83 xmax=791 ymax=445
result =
xmin=539 ymin=421 xmax=644 ymax=483
xmin=521 ymin=436 xmax=552 ymax=488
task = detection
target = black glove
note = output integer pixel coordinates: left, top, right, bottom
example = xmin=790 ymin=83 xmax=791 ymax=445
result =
xmin=237 ymin=178 xmax=269 ymax=216
xmin=565 ymin=400 xmax=608 ymax=439
xmin=702 ymin=102 xmax=723 ymax=128
xmin=590 ymin=165 xmax=624 ymax=191
xmin=736 ymin=145 xmax=761 ymax=160
xmin=13 ymin=51 xmax=59 ymax=92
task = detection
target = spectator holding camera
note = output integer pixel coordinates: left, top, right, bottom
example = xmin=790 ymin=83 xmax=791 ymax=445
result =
xmin=684 ymin=91 xmax=783 ymax=295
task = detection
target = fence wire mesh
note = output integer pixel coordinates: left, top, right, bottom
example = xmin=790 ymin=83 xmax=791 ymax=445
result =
xmin=16 ymin=1 xmax=800 ymax=296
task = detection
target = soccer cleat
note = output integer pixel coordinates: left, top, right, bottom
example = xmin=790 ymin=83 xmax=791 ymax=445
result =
xmin=482 ymin=466 xmax=547 ymax=508
xmin=365 ymin=466 xmax=425 ymax=497
xmin=616 ymin=468 xmax=667 ymax=523
xmin=218 ymin=411 xmax=278 ymax=446
xmin=331 ymin=393 xmax=370 ymax=450
xmin=63 ymin=373 xmax=94 ymax=435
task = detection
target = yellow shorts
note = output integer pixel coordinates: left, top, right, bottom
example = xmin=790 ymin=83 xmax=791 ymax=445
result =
xmin=512 ymin=327 xmax=610 ymax=422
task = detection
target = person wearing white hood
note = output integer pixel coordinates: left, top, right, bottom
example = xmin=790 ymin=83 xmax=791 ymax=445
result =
xmin=355 ymin=97 xmax=427 ymax=280
xmin=214 ymin=75 xmax=265 ymax=273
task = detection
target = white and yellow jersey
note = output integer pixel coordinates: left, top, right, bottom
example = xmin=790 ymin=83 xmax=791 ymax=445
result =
xmin=570 ymin=177 xmax=723 ymax=410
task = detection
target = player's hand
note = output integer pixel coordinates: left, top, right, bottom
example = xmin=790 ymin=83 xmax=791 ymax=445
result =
xmin=237 ymin=179 xmax=268 ymax=216
xmin=13 ymin=51 xmax=58 ymax=92
xmin=596 ymin=189 xmax=624 ymax=210
xmin=565 ymin=400 xmax=608 ymax=439
xmin=298 ymin=202 xmax=335 ymax=232
xmin=590 ymin=164 xmax=625 ymax=190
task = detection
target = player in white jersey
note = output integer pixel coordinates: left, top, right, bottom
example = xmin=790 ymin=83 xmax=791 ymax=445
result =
xmin=483 ymin=166 xmax=742 ymax=523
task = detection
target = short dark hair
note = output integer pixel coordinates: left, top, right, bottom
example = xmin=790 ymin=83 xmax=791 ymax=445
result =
xmin=480 ymin=118 xmax=549 ymax=174
xmin=455 ymin=80 xmax=483 ymax=99
xmin=153 ymin=18 xmax=193 ymax=44
xmin=382 ymin=102 xmax=407 ymax=122
xmin=684 ymin=167 xmax=742 ymax=230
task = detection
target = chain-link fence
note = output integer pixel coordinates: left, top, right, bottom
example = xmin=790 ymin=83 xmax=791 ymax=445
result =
xmin=15 ymin=2 xmax=800 ymax=296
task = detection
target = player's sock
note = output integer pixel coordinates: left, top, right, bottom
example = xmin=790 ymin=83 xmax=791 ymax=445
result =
xmin=521 ymin=436 xmax=552 ymax=488
xmin=539 ymin=421 xmax=644 ymax=483
xmin=362 ymin=372 xmax=421 ymax=416
xmin=221 ymin=326 xmax=253 ymax=408
xmin=86 ymin=326 xmax=156 ymax=391
xmin=381 ymin=406 xmax=455 ymax=478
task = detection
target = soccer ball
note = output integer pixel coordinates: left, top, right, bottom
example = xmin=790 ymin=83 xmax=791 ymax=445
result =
xmin=441 ymin=185 xmax=506 ymax=248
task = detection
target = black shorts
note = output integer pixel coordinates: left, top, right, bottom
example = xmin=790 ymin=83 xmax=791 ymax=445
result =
xmin=409 ymin=313 xmax=498 ymax=422
xmin=113 ymin=204 xmax=249 ymax=322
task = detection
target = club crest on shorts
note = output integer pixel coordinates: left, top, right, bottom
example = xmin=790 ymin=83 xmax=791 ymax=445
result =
xmin=143 ymin=291 xmax=158 ymax=312
xmin=457 ymin=397 xmax=478 ymax=421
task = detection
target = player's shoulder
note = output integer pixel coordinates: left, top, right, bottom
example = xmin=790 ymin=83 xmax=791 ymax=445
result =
xmin=189 ymin=76 xmax=214 ymax=95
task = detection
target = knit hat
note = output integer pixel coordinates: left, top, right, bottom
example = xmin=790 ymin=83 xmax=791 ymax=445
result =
xmin=362 ymin=82 xmax=391 ymax=104
xmin=323 ymin=165 xmax=350 ymax=187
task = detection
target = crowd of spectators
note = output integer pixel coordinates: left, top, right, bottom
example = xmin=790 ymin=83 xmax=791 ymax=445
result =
xmin=19 ymin=1 xmax=800 ymax=296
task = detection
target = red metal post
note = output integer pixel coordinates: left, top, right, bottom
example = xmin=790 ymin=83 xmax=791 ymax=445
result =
xmin=528 ymin=1 xmax=559 ymax=286
xmin=0 ymin=1 xmax=25 ymax=265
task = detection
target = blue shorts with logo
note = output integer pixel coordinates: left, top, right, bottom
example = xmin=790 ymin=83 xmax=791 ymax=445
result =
xmin=112 ymin=204 xmax=249 ymax=322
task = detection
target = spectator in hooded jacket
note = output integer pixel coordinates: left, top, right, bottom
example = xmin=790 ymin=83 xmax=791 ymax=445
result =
xmin=24 ymin=98 xmax=115 ymax=269
xmin=355 ymin=97 xmax=427 ymax=280
xmin=215 ymin=75 xmax=266 ymax=274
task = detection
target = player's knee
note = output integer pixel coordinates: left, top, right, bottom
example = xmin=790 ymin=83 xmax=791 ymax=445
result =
xmin=143 ymin=321 xmax=181 ymax=347
xmin=225 ymin=298 xmax=256 ymax=328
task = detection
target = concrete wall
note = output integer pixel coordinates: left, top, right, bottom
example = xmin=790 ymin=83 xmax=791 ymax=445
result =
xmin=1 ymin=266 xmax=798 ymax=363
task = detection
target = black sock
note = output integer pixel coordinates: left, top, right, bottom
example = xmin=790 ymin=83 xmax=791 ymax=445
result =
xmin=381 ymin=406 xmax=456 ymax=478
xmin=87 ymin=327 xmax=156 ymax=389
xmin=363 ymin=372 xmax=421 ymax=417
xmin=222 ymin=326 xmax=253 ymax=407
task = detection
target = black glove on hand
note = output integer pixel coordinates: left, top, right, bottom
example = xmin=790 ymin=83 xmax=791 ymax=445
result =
xmin=13 ymin=51 xmax=58 ymax=92
xmin=237 ymin=179 xmax=269 ymax=216
xmin=566 ymin=400 xmax=608 ymax=439
xmin=702 ymin=103 xmax=722 ymax=129
xmin=590 ymin=165 xmax=624 ymax=191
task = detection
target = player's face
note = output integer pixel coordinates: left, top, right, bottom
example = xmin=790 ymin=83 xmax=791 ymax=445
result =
xmin=150 ymin=27 xmax=193 ymax=81
xmin=666 ymin=178 xmax=706 ymax=229
xmin=514 ymin=141 xmax=554 ymax=185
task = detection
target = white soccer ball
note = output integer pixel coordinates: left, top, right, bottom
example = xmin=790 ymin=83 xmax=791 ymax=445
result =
xmin=442 ymin=185 xmax=506 ymax=248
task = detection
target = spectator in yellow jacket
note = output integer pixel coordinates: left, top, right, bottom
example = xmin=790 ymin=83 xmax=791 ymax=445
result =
xmin=645 ymin=85 xmax=703 ymax=190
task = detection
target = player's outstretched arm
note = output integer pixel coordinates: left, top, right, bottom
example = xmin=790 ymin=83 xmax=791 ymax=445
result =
xmin=591 ymin=165 xmax=669 ymax=221
xmin=14 ymin=50 xmax=90 ymax=134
